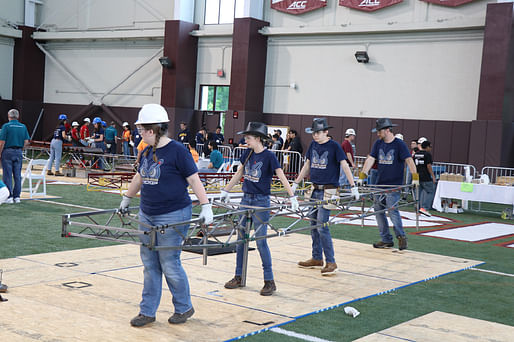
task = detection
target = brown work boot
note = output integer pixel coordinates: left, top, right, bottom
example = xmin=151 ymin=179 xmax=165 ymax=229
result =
xmin=47 ymin=170 xmax=54 ymax=176
xmin=224 ymin=276 xmax=242 ymax=289
xmin=54 ymin=171 xmax=64 ymax=176
xmin=260 ymin=280 xmax=276 ymax=296
xmin=321 ymin=262 xmax=338 ymax=276
xmin=130 ymin=314 xmax=155 ymax=327
xmin=373 ymin=241 xmax=394 ymax=248
xmin=398 ymin=236 xmax=408 ymax=250
xmin=298 ymin=258 xmax=323 ymax=269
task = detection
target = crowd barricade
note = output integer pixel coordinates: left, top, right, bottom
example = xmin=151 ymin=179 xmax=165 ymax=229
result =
xmin=432 ymin=162 xmax=476 ymax=180
xmin=481 ymin=166 xmax=514 ymax=185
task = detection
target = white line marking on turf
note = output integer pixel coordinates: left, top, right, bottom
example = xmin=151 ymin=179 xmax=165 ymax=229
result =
xmin=271 ymin=327 xmax=334 ymax=342
xmin=34 ymin=199 xmax=102 ymax=211
xmin=470 ymin=267 xmax=514 ymax=278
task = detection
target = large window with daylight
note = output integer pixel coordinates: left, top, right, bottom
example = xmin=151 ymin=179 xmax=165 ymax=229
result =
xmin=204 ymin=0 xmax=244 ymax=25
xmin=200 ymin=85 xmax=229 ymax=112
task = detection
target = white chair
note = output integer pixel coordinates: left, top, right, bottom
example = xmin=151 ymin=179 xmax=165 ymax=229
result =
xmin=21 ymin=159 xmax=48 ymax=198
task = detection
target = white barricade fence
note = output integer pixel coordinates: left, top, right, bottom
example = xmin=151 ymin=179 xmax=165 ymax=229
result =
xmin=218 ymin=145 xmax=232 ymax=160
xmin=432 ymin=162 xmax=476 ymax=180
xmin=481 ymin=166 xmax=514 ymax=185
xmin=269 ymin=149 xmax=303 ymax=178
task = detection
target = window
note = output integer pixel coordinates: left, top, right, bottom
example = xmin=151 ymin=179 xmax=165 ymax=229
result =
xmin=200 ymin=85 xmax=229 ymax=112
xmin=204 ymin=0 xmax=244 ymax=25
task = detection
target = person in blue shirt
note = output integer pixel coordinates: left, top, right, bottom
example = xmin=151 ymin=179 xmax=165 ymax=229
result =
xmin=0 ymin=180 xmax=9 ymax=205
xmin=177 ymin=122 xmax=190 ymax=144
xmin=132 ymin=126 xmax=142 ymax=156
xmin=214 ymin=126 xmax=224 ymax=145
xmin=104 ymin=121 xmax=118 ymax=154
xmin=197 ymin=141 xmax=224 ymax=173
xmin=220 ymin=122 xmax=298 ymax=296
xmin=119 ymin=104 xmax=213 ymax=328
xmin=360 ymin=118 xmax=418 ymax=251
xmin=46 ymin=114 xmax=69 ymax=176
xmin=0 ymin=109 xmax=30 ymax=203
xmin=292 ymin=118 xmax=360 ymax=276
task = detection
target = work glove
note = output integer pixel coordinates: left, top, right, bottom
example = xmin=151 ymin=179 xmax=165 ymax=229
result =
xmin=106 ymin=143 xmax=111 ymax=149
xmin=119 ymin=195 xmax=131 ymax=213
xmin=199 ymin=203 xmax=214 ymax=225
xmin=351 ymin=186 xmax=360 ymax=200
xmin=357 ymin=171 xmax=368 ymax=186
xmin=412 ymin=173 xmax=420 ymax=186
xmin=220 ymin=190 xmax=231 ymax=203
xmin=291 ymin=182 xmax=298 ymax=193
xmin=290 ymin=196 xmax=299 ymax=211
xmin=129 ymin=141 xmax=134 ymax=147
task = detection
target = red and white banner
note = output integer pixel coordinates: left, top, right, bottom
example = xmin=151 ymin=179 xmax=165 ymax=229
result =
xmin=271 ymin=0 xmax=327 ymax=15
xmin=339 ymin=0 xmax=403 ymax=12
xmin=419 ymin=0 xmax=476 ymax=7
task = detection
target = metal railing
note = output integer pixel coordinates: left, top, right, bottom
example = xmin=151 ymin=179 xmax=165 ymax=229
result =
xmin=481 ymin=166 xmax=514 ymax=185
xmin=432 ymin=162 xmax=476 ymax=180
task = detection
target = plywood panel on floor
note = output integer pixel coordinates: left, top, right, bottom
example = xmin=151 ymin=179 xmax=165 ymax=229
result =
xmin=0 ymin=234 xmax=481 ymax=341
xmin=354 ymin=311 xmax=514 ymax=342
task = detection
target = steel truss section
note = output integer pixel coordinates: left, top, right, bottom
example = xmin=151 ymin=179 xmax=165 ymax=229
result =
xmin=62 ymin=184 xmax=419 ymax=286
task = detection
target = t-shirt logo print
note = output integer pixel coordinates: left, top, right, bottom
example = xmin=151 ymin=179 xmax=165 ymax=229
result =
xmin=378 ymin=149 xmax=394 ymax=165
xmin=140 ymin=158 xmax=164 ymax=185
xmin=311 ymin=150 xmax=329 ymax=169
xmin=244 ymin=161 xmax=263 ymax=183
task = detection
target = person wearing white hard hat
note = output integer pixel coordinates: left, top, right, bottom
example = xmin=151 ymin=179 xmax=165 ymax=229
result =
xmin=394 ymin=133 xmax=403 ymax=141
xmin=80 ymin=118 xmax=91 ymax=147
xmin=120 ymin=104 xmax=213 ymax=327
xmin=71 ymin=121 xmax=80 ymax=146
xmin=121 ymin=122 xmax=132 ymax=156
xmin=339 ymin=128 xmax=356 ymax=187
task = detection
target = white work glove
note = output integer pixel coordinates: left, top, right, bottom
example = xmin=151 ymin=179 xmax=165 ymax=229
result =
xmin=330 ymin=194 xmax=339 ymax=201
xmin=291 ymin=182 xmax=298 ymax=193
xmin=290 ymin=196 xmax=299 ymax=211
xmin=129 ymin=141 xmax=134 ymax=147
xmin=199 ymin=203 xmax=213 ymax=225
xmin=119 ymin=195 xmax=131 ymax=213
xmin=220 ymin=190 xmax=231 ymax=203
xmin=351 ymin=186 xmax=360 ymax=200
xmin=106 ymin=143 xmax=111 ymax=149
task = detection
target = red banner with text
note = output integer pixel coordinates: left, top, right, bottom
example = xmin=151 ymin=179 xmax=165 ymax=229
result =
xmin=339 ymin=0 xmax=403 ymax=12
xmin=271 ymin=0 xmax=327 ymax=15
xmin=419 ymin=0 xmax=476 ymax=7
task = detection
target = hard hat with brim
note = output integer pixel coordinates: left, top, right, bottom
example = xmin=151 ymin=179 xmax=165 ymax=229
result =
xmin=237 ymin=122 xmax=268 ymax=139
xmin=305 ymin=118 xmax=333 ymax=134
xmin=135 ymin=104 xmax=169 ymax=125
xmin=72 ymin=121 xmax=79 ymax=127
xmin=417 ymin=137 xmax=427 ymax=144
xmin=345 ymin=128 xmax=356 ymax=136
xmin=371 ymin=118 xmax=397 ymax=132
xmin=83 ymin=118 xmax=91 ymax=123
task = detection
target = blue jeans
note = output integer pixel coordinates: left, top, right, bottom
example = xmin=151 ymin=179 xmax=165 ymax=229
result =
xmin=308 ymin=189 xmax=335 ymax=263
xmin=1 ymin=148 xmax=23 ymax=198
xmin=373 ymin=190 xmax=405 ymax=243
xmin=92 ymin=141 xmax=106 ymax=169
xmin=420 ymin=181 xmax=435 ymax=210
xmin=47 ymin=139 xmax=63 ymax=172
xmin=339 ymin=166 xmax=349 ymax=188
xmin=369 ymin=169 xmax=378 ymax=185
xmin=236 ymin=193 xmax=273 ymax=280
xmin=123 ymin=141 xmax=130 ymax=156
xmin=137 ymin=206 xmax=193 ymax=317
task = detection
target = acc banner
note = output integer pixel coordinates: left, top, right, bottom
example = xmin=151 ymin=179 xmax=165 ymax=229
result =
xmin=271 ymin=0 xmax=327 ymax=15
xmin=339 ymin=0 xmax=403 ymax=12
xmin=419 ymin=0 xmax=476 ymax=6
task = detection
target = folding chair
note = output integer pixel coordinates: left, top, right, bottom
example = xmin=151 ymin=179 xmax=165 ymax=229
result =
xmin=21 ymin=159 xmax=48 ymax=198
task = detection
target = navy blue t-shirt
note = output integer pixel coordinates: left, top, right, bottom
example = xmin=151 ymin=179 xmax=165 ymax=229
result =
xmin=370 ymin=138 xmax=411 ymax=185
xmin=214 ymin=133 xmax=224 ymax=144
xmin=94 ymin=127 xmax=104 ymax=140
xmin=306 ymin=140 xmax=346 ymax=186
xmin=132 ymin=128 xmax=142 ymax=146
xmin=139 ymin=140 xmax=198 ymax=215
xmin=53 ymin=125 xmax=66 ymax=140
xmin=239 ymin=149 xmax=280 ymax=195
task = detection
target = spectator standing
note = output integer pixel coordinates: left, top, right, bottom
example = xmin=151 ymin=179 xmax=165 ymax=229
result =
xmin=121 ymin=122 xmax=132 ymax=156
xmin=414 ymin=140 xmax=436 ymax=216
xmin=177 ymin=122 xmax=190 ymax=143
xmin=0 ymin=109 xmax=30 ymax=203
xmin=105 ymin=121 xmax=118 ymax=154
xmin=214 ymin=126 xmax=224 ymax=145
xmin=132 ymin=125 xmax=142 ymax=156
xmin=339 ymin=128 xmax=356 ymax=187
xmin=284 ymin=129 xmax=303 ymax=174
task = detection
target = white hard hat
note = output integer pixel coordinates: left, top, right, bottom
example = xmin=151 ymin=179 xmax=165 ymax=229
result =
xmin=345 ymin=128 xmax=356 ymax=136
xmin=72 ymin=121 xmax=79 ymax=127
xmin=417 ymin=137 xmax=427 ymax=144
xmin=83 ymin=117 xmax=91 ymax=123
xmin=122 ymin=122 xmax=129 ymax=127
xmin=395 ymin=133 xmax=404 ymax=141
xmin=134 ymin=104 xmax=169 ymax=125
